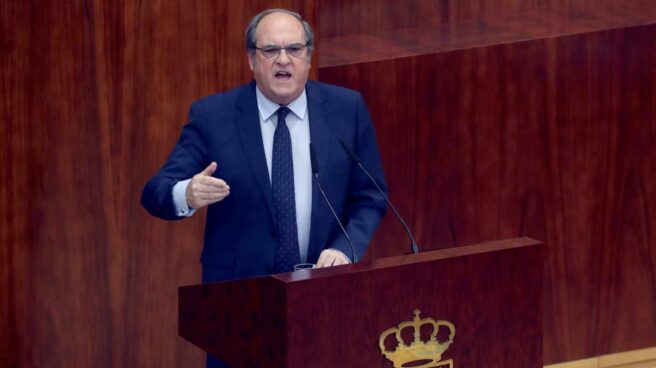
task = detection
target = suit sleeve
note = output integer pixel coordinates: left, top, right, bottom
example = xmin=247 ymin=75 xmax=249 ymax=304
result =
xmin=141 ymin=100 xmax=209 ymax=220
xmin=329 ymin=94 xmax=388 ymax=260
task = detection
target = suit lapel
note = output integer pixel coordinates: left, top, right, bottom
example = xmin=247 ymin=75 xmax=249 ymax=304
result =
xmin=307 ymin=82 xmax=332 ymax=260
xmin=235 ymin=82 xmax=277 ymax=228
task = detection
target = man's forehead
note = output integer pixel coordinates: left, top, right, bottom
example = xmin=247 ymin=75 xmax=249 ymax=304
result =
xmin=256 ymin=12 xmax=305 ymax=43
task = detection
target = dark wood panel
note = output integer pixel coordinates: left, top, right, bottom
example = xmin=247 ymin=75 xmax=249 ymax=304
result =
xmin=590 ymin=27 xmax=656 ymax=354
xmin=1 ymin=1 xmax=316 ymax=367
xmin=180 ymin=238 xmax=543 ymax=367
xmin=285 ymin=239 xmax=543 ymax=367
xmin=318 ymin=24 xmax=656 ymax=364
xmin=1 ymin=1 xmax=30 ymax=367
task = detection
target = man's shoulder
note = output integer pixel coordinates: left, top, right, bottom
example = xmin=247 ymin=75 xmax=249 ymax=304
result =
xmin=193 ymin=81 xmax=255 ymax=108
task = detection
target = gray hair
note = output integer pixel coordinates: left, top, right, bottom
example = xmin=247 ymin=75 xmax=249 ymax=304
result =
xmin=245 ymin=9 xmax=314 ymax=60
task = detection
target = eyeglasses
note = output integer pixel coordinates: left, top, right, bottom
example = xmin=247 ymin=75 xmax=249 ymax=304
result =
xmin=254 ymin=44 xmax=307 ymax=59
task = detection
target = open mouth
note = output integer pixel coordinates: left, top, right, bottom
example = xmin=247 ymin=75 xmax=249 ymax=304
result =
xmin=275 ymin=71 xmax=292 ymax=80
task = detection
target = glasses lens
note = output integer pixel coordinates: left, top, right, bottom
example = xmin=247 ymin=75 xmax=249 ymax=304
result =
xmin=286 ymin=46 xmax=304 ymax=57
xmin=261 ymin=47 xmax=280 ymax=58
xmin=257 ymin=45 xmax=306 ymax=59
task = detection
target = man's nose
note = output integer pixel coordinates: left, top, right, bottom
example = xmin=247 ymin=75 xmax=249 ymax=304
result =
xmin=276 ymin=49 xmax=291 ymax=64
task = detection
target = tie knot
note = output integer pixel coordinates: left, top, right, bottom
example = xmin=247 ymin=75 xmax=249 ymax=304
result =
xmin=277 ymin=106 xmax=290 ymax=122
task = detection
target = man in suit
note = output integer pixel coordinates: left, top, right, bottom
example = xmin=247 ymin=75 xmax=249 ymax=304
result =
xmin=141 ymin=8 xmax=387 ymax=367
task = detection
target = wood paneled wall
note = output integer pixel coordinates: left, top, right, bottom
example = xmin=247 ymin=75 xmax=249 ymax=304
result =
xmin=3 ymin=0 xmax=656 ymax=367
xmin=0 ymin=1 xmax=315 ymax=367
xmin=318 ymin=16 xmax=656 ymax=366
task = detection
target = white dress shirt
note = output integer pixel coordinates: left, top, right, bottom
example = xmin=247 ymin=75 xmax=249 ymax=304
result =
xmin=172 ymin=87 xmax=313 ymax=263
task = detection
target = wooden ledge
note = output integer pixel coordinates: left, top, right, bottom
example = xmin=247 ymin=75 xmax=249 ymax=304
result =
xmin=318 ymin=0 xmax=656 ymax=67
xmin=545 ymin=347 xmax=656 ymax=368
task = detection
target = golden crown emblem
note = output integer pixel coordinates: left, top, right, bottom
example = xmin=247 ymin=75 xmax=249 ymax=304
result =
xmin=378 ymin=309 xmax=456 ymax=368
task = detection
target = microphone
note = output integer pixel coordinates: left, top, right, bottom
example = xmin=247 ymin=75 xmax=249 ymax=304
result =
xmin=309 ymin=143 xmax=358 ymax=263
xmin=338 ymin=139 xmax=420 ymax=254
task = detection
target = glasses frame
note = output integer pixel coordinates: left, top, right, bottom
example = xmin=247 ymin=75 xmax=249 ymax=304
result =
xmin=253 ymin=44 xmax=308 ymax=59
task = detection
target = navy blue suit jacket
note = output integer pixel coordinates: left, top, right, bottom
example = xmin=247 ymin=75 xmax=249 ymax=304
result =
xmin=141 ymin=80 xmax=387 ymax=281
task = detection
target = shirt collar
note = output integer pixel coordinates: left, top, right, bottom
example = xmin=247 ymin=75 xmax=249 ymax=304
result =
xmin=256 ymin=86 xmax=307 ymax=122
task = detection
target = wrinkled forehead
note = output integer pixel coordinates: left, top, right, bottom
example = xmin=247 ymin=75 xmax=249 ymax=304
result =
xmin=255 ymin=12 xmax=305 ymax=46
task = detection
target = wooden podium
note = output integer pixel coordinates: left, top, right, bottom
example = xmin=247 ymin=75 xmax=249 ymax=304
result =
xmin=179 ymin=237 xmax=543 ymax=367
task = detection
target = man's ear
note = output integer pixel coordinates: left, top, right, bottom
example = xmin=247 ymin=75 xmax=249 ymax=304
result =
xmin=247 ymin=53 xmax=255 ymax=70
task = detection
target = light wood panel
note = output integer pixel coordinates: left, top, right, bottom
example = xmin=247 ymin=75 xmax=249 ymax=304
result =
xmin=545 ymin=347 xmax=656 ymax=368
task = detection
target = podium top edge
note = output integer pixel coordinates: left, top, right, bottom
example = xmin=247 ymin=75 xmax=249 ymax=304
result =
xmin=273 ymin=237 xmax=543 ymax=283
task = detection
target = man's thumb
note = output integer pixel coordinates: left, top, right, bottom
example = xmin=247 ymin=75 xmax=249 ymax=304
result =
xmin=200 ymin=162 xmax=217 ymax=176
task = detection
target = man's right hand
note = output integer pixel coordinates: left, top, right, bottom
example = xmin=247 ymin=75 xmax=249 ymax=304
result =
xmin=185 ymin=162 xmax=230 ymax=209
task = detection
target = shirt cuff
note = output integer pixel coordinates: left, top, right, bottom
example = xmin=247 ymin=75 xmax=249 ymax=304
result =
xmin=172 ymin=179 xmax=196 ymax=217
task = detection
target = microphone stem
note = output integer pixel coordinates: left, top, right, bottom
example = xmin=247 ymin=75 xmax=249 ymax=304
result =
xmin=356 ymin=162 xmax=419 ymax=254
xmin=314 ymin=173 xmax=358 ymax=263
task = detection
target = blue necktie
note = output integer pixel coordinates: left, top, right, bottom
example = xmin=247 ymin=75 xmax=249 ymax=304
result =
xmin=272 ymin=107 xmax=300 ymax=272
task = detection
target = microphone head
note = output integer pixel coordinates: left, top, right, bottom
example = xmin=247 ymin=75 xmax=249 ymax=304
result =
xmin=338 ymin=139 xmax=361 ymax=163
xmin=309 ymin=142 xmax=319 ymax=174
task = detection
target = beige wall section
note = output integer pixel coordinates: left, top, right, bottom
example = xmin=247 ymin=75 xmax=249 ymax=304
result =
xmin=545 ymin=347 xmax=656 ymax=368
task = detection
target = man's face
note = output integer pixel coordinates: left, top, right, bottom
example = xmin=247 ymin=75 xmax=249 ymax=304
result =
xmin=248 ymin=12 xmax=311 ymax=106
